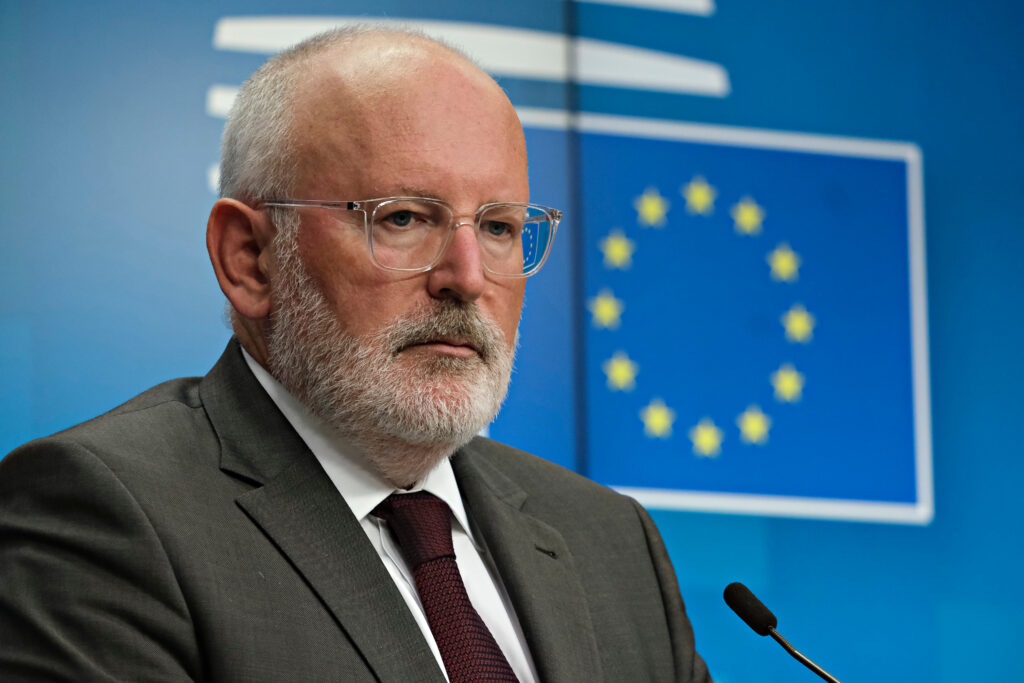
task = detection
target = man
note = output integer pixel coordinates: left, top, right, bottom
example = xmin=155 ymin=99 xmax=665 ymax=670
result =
xmin=0 ymin=27 xmax=711 ymax=681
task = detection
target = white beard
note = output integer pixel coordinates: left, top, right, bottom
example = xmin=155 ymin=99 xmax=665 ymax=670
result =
xmin=265 ymin=228 xmax=516 ymax=487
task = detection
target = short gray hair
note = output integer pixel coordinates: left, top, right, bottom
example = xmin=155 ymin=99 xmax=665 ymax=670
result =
xmin=218 ymin=25 xmax=471 ymax=203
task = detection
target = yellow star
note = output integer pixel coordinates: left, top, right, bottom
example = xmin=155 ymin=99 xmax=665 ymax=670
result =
xmin=599 ymin=229 xmax=636 ymax=270
xmin=688 ymin=418 xmax=723 ymax=457
xmin=731 ymin=196 xmax=765 ymax=235
xmin=681 ymin=175 xmax=717 ymax=215
xmin=587 ymin=289 xmax=624 ymax=329
xmin=771 ymin=363 xmax=805 ymax=402
xmin=767 ymin=243 xmax=801 ymax=282
xmin=781 ymin=303 xmax=816 ymax=343
xmin=602 ymin=351 xmax=639 ymax=391
xmin=736 ymin=405 xmax=771 ymax=445
xmin=640 ymin=399 xmax=675 ymax=438
xmin=633 ymin=187 xmax=670 ymax=227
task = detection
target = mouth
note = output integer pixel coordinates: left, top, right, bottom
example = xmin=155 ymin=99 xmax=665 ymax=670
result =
xmin=398 ymin=337 xmax=481 ymax=359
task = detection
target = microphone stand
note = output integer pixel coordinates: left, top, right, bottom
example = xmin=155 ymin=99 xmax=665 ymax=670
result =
xmin=767 ymin=627 xmax=841 ymax=683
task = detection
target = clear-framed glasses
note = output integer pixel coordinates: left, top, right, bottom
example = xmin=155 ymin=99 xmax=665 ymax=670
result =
xmin=259 ymin=197 xmax=562 ymax=278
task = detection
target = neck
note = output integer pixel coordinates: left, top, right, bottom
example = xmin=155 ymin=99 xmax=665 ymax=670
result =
xmin=342 ymin=429 xmax=462 ymax=490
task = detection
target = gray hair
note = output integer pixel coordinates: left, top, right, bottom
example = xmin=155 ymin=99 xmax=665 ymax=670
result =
xmin=218 ymin=25 xmax=472 ymax=205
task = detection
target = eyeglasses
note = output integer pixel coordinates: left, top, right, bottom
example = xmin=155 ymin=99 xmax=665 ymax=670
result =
xmin=259 ymin=197 xmax=562 ymax=278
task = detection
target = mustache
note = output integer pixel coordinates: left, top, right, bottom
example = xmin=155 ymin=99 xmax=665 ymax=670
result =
xmin=387 ymin=301 xmax=503 ymax=362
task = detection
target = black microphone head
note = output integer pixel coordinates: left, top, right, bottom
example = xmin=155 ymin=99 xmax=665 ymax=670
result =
xmin=724 ymin=582 xmax=778 ymax=636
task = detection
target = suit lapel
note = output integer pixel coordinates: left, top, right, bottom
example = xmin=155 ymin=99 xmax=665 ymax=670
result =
xmin=235 ymin=459 xmax=443 ymax=681
xmin=200 ymin=341 xmax=444 ymax=682
xmin=452 ymin=443 xmax=604 ymax=683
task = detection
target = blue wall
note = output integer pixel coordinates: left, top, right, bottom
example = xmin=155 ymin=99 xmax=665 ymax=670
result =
xmin=3 ymin=2 xmax=1023 ymax=680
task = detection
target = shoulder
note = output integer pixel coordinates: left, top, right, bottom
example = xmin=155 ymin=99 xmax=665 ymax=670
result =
xmin=18 ymin=376 xmax=204 ymax=448
xmin=458 ymin=436 xmax=618 ymax=493
xmin=0 ymin=375 xmax=218 ymax=494
xmin=455 ymin=436 xmax=643 ymax=522
xmin=0 ymin=378 xmax=211 ymax=679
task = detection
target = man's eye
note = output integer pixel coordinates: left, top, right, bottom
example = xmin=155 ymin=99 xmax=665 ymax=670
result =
xmin=387 ymin=210 xmax=414 ymax=227
xmin=484 ymin=221 xmax=512 ymax=237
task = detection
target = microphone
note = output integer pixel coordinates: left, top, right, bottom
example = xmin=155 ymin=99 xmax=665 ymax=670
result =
xmin=724 ymin=582 xmax=841 ymax=683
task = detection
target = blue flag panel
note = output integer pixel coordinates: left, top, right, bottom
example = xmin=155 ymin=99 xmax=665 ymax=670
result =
xmin=579 ymin=115 xmax=931 ymax=523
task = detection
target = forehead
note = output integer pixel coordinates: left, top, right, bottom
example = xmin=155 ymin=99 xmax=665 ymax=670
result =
xmin=287 ymin=39 xmax=529 ymax=202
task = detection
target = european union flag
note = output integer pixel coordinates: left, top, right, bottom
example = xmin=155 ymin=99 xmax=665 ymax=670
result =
xmin=579 ymin=115 xmax=932 ymax=524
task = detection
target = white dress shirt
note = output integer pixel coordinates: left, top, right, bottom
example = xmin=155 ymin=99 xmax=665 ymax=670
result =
xmin=242 ymin=350 xmax=537 ymax=682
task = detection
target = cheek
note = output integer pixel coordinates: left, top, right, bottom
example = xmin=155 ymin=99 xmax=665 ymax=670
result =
xmin=307 ymin=268 xmax=423 ymax=338
xmin=294 ymin=221 xmax=397 ymax=331
xmin=487 ymin=280 xmax=525 ymax=345
xmin=340 ymin=284 xmax=430 ymax=338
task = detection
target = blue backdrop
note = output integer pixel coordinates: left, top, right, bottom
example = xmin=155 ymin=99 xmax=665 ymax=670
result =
xmin=3 ymin=1 xmax=1023 ymax=680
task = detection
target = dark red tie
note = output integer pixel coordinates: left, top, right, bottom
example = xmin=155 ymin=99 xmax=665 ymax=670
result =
xmin=373 ymin=491 xmax=519 ymax=682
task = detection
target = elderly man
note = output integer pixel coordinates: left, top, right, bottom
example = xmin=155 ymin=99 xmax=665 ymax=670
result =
xmin=0 ymin=27 xmax=711 ymax=682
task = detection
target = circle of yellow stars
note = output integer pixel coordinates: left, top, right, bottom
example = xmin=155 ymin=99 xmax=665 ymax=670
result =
xmin=589 ymin=175 xmax=816 ymax=458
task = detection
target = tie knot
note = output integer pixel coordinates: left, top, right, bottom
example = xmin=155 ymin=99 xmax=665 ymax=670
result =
xmin=373 ymin=491 xmax=455 ymax=567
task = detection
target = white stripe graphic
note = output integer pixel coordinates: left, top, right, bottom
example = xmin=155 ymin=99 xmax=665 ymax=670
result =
xmin=615 ymin=487 xmax=933 ymax=525
xmin=575 ymin=38 xmax=727 ymax=95
xmin=205 ymin=84 xmax=238 ymax=118
xmin=578 ymin=0 xmax=715 ymax=16
xmin=212 ymin=16 xmax=730 ymax=97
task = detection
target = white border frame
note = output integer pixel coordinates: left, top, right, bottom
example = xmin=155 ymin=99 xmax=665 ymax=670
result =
xmin=519 ymin=108 xmax=933 ymax=525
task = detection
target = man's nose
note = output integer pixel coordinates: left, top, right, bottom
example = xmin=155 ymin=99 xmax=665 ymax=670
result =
xmin=426 ymin=222 xmax=487 ymax=302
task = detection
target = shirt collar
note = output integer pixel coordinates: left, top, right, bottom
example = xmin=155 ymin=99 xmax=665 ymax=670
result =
xmin=240 ymin=347 xmax=478 ymax=544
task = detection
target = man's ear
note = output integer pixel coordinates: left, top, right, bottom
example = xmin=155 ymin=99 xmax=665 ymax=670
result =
xmin=206 ymin=198 xmax=277 ymax=319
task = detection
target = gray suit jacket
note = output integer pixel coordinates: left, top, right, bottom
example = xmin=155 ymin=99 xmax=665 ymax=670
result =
xmin=0 ymin=340 xmax=711 ymax=682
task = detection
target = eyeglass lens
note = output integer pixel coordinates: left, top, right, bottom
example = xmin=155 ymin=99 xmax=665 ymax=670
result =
xmin=369 ymin=199 xmax=553 ymax=276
